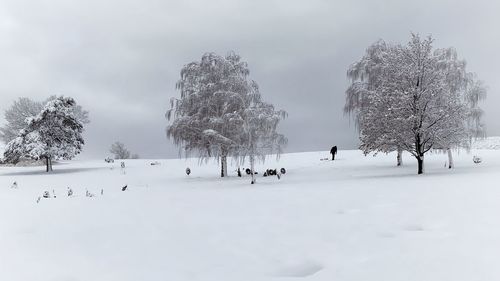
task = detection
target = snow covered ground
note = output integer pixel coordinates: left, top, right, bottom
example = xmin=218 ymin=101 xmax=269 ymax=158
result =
xmin=1 ymin=149 xmax=500 ymax=281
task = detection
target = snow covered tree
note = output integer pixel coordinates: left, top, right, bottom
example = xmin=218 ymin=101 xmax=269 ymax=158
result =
xmin=167 ymin=52 xmax=288 ymax=179
xmin=344 ymin=40 xmax=405 ymax=166
xmin=346 ymin=34 xmax=486 ymax=174
xmin=3 ymin=96 xmax=85 ymax=172
xmin=167 ymin=52 xmax=256 ymax=177
xmin=432 ymin=50 xmax=486 ymax=169
xmin=0 ymin=98 xmax=42 ymax=144
xmin=45 ymin=95 xmax=90 ymax=126
xmin=0 ymin=96 xmax=89 ymax=144
xmin=110 ymin=141 xmax=131 ymax=159
xmin=237 ymin=100 xmax=287 ymax=184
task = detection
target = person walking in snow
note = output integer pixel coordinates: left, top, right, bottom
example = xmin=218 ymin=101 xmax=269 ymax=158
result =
xmin=330 ymin=146 xmax=337 ymax=160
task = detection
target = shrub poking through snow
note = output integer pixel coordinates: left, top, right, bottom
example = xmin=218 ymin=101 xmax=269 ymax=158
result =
xmin=473 ymin=156 xmax=482 ymax=164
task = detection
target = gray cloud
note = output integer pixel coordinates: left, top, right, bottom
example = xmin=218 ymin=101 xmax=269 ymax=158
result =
xmin=0 ymin=0 xmax=498 ymax=159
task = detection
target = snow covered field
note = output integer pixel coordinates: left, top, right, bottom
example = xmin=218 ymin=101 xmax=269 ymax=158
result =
xmin=1 ymin=149 xmax=500 ymax=281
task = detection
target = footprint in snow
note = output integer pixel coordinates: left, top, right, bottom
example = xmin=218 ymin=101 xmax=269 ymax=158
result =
xmin=403 ymin=224 xmax=425 ymax=232
xmin=377 ymin=232 xmax=396 ymax=238
xmin=336 ymin=209 xmax=361 ymax=215
xmin=272 ymin=260 xmax=324 ymax=278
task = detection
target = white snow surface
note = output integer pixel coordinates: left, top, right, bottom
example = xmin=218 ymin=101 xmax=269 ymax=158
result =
xmin=1 ymin=149 xmax=500 ymax=281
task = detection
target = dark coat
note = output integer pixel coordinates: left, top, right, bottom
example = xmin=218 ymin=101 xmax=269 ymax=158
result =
xmin=330 ymin=146 xmax=337 ymax=155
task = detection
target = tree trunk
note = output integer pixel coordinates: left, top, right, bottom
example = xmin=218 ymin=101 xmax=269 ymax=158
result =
xmin=447 ymin=148 xmax=454 ymax=169
xmin=397 ymin=149 xmax=403 ymax=166
xmin=417 ymin=156 xmax=424 ymax=174
xmin=250 ymin=154 xmax=256 ymax=184
xmin=46 ymin=156 xmax=53 ymax=173
xmin=415 ymin=136 xmax=424 ymax=174
xmin=220 ymin=154 xmax=228 ymax=178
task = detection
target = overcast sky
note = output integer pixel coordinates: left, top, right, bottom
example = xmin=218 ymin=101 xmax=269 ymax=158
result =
xmin=0 ymin=0 xmax=498 ymax=159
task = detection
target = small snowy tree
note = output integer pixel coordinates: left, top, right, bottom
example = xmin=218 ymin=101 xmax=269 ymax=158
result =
xmin=346 ymin=34 xmax=486 ymax=174
xmin=238 ymin=100 xmax=287 ymax=184
xmin=110 ymin=141 xmax=131 ymax=159
xmin=3 ymin=96 xmax=85 ymax=172
xmin=432 ymin=49 xmax=486 ymax=168
xmin=166 ymin=52 xmax=257 ymax=177
xmin=0 ymin=96 xmax=89 ymax=144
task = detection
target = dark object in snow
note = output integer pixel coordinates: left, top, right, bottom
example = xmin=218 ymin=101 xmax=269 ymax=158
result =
xmin=330 ymin=146 xmax=338 ymax=160
xmin=186 ymin=167 xmax=191 ymax=175
xmin=67 ymin=187 xmax=73 ymax=197
xmin=86 ymin=189 xmax=95 ymax=197
xmin=36 ymin=196 xmax=41 ymax=203
xmin=43 ymin=191 xmax=50 ymax=198
xmin=11 ymin=181 xmax=18 ymax=189
xmin=122 ymin=185 xmax=128 ymax=191
xmin=237 ymin=168 xmax=242 ymax=177
xmin=150 ymin=161 xmax=161 ymax=166
xmin=105 ymin=158 xmax=114 ymax=163
xmin=121 ymin=162 xmax=126 ymax=168
xmin=101 ymin=189 xmax=104 ymax=195
xmin=52 ymin=189 xmax=57 ymax=198
xmin=245 ymin=168 xmax=257 ymax=175
xmin=473 ymin=156 xmax=482 ymax=164
xmin=320 ymin=158 xmax=330 ymax=161
xmin=264 ymin=168 xmax=283 ymax=180
xmin=264 ymin=169 xmax=277 ymax=176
